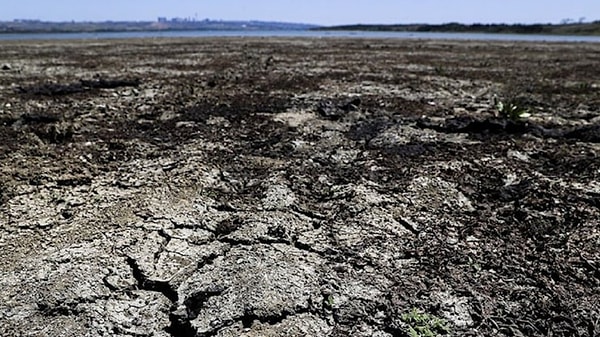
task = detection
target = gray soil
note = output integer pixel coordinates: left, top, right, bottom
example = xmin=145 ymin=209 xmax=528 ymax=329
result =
xmin=0 ymin=37 xmax=599 ymax=337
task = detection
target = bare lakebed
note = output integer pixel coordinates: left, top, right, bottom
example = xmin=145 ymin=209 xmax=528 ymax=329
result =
xmin=0 ymin=37 xmax=599 ymax=337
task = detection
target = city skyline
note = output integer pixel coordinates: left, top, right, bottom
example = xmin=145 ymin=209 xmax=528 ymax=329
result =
xmin=1 ymin=0 xmax=598 ymax=25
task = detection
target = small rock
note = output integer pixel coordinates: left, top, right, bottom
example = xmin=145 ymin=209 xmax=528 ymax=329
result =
xmin=316 ymin=97 xmax=361 ymax=120
xmin=1 ymin=64 xmax=11 ymax=70
xmin=175 ymin=121 xmax=196 ymax=128
xmin=466 ymin=235 xmax=479 ymax=243
xmin=317 ymin=100 xmax=342 ymax=120
xmin=507 ymin=150 xmax=530 ymax=162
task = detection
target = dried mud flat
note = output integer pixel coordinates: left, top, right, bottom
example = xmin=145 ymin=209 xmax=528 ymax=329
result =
xmin=0 ymin=37 xmax=599 ymax=337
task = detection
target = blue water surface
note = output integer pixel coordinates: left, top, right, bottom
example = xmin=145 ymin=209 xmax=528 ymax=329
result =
xmin=1 ymin=30 xmax=599 ymax=42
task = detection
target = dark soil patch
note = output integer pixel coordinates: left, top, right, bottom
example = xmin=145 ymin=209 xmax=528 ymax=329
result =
xmin=16 ymin=77 xmax=140 ymax=96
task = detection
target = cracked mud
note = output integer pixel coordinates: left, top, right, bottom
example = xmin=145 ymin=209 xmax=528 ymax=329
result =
xmin=1 ymin=37 xmax=599 ymax=336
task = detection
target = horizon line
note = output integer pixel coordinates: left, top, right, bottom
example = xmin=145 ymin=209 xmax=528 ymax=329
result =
xmin=3 ymin=18 xmax=598 ymax=26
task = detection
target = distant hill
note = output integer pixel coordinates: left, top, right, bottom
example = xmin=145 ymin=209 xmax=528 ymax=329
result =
xmin=314 ymin=22 xmax=600 ymax=36
xmin=0 ymin=20 xmax=320 ymax=34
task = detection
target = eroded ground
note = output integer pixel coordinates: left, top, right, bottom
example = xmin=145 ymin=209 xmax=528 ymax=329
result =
xmin=0 ymin=37 xmax=599 ymax=337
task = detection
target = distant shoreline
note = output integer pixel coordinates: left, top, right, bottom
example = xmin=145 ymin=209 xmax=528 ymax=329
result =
xmin=313 ymin=22 xmax=600 ymax=36
xmin=2 ymin=20 xmax=600 ymax=37
xmin=0 ymin=20 xmax=318 ymax=34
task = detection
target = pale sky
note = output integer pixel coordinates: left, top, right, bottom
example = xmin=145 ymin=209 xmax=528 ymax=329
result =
xmin=1 ymin=0 xmax=598 ymax=25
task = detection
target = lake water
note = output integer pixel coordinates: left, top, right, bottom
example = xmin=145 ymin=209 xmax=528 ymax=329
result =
xmin=1 ymin=30 xmax=600 ymax=43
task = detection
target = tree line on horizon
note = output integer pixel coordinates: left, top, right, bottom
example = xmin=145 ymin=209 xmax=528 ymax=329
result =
xmin=318 ymin=21 xmax=600 ymax=35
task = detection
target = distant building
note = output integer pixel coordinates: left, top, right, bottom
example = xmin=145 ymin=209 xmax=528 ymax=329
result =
xmin=13 ymin=19 xmax=41 ymax=23
xmin=157 ymin=16 xmax=198 ymax=23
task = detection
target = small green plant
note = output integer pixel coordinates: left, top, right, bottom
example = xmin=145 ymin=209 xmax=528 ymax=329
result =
xmin=576 ymin=81 xmax=593 ymax=93
xmin=323 ymin=294 xmax=335 ymax=310
xmin=434 ymin=66 xmax=446 ymax=76
xmin=493 ymin=95 xmax=531 ymax=120
xmin=327 ymin=294 xmax=335 ymax=307
xmin=401 ymin=308 xmax=450 ymax=337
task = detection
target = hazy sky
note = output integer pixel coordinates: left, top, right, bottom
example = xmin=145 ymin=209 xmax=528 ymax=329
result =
xmin=2 ymin=0 xmax=598 ymax=25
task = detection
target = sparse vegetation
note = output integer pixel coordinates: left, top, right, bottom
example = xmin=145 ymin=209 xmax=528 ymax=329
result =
xmin=493 ymin=95 xmax=531 ymax=120
xmin=326 ymin=294 xmax=335 ymax=307
xmin=434 ymin=66 xmax=447 ymax=76
xmin=401 ymin=308 xmax=450 ymax=337
xmin=576 ymin=81 xmax=593 ymax=92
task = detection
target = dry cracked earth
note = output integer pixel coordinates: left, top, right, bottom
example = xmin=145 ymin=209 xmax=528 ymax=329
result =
xmin=0 ymin=37 xmax=599 ymax=337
